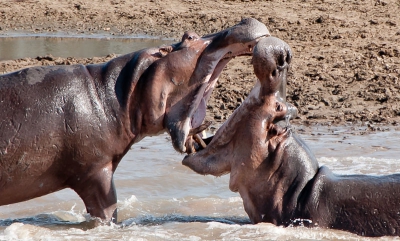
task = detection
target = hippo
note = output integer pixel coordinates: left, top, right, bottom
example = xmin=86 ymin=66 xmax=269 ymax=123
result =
xmin=0 ymin=18 xmax=270 ymax=223
xmin=183 ymin=37 xmax=400 ymax=237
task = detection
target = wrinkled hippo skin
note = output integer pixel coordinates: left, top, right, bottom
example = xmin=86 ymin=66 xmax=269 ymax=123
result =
xmin=0 ymin=18 xmax=270 ymax=223
xmin=183 ymin=37 xmax=400 ymax=237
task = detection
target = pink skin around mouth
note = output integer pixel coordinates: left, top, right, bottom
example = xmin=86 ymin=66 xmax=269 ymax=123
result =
xmin=183 ymin=38 xmax=266 ymax=152
xmin=191 ymin=98 xmax=206 ymax=129
xmin=188 ymin=57 xmax=231 ymax=133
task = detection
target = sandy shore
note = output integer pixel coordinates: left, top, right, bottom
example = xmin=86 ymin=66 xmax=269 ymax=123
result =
xmin=1 ymin=0 xmax=400 ymax=126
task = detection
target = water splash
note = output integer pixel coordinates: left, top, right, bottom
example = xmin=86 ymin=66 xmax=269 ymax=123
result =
xmin=121 ymin=214 xmax=251 ymax=227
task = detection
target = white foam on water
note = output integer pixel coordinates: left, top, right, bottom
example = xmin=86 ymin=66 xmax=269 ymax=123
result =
xmin=1 ymin=223 xmax=52 ymax=241
xmin=318 ymin=156 xmax=400 ymax=175
xmin=50 ymin=204 xmax=87 ymax=223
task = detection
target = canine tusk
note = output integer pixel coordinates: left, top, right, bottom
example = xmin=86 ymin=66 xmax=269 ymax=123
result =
xmin=189 ymin=121 xmax=212 ymax=136
xmin=193 ymin=134 xmax=207 ymax=149
xmin=201 ymin=130 xmax=207 ymax=138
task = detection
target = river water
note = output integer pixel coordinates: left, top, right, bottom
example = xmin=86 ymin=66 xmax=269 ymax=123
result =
xmin=0 ymin=34 xmax=173 ymax=60
xmin=0 ymin=124 xmax=400 ymax=241
xmin=1 ymin=36 xmax=400 ymax=240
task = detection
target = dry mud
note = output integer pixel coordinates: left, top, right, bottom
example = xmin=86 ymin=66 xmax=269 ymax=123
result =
xmin=1 ymin=0 xmax=400 ymax=127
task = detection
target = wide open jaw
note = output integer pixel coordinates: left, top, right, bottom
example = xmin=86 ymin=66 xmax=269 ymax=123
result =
xmin=165 ymin=18 xmax=271 ymax=153
xmin=183 ymin=36 xmax=267 ymax=153
xmin=182 ymin=76 xmax=295 ymax=175
xmin=184 ymin=35 xmax=298 ymax=154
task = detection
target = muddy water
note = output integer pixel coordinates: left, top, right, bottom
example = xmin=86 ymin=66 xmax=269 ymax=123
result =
xmin=0 ymin=34 xmax=173 ymax=60
xmin=0 ymin=125 xmax=400 ymax=240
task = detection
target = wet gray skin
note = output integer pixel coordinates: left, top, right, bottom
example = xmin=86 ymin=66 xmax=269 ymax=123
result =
xmin=184 ymin=37 xmax=400 ymax=237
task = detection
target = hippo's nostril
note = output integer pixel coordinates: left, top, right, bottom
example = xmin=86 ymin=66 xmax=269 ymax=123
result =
xmin=278 ymin=54 xmax=285 ymax=67
xmin=286 ymin=52 xmax=292 ymax=64
xmin=272 ymin=69 xmax=277 ymax=77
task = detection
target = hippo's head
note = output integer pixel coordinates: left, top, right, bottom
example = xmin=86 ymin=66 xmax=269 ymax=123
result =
xmin=133 ymin=18 xmax=271 ymax=153
xmin=183 ymin=37 xmax=318 ymax=224
xmin=167 ymin=18 xmax=271 ymax=153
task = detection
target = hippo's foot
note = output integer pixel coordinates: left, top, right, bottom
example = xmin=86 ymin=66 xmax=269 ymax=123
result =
xmin=185 ymin=121 xmax=213 ymax=154
xmin=70 ymin=164 xmax=118 ymax=225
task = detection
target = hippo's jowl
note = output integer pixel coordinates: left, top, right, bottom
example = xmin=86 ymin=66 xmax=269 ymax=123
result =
xmin=183 ymin=37 xmax=400 ymax=237
xmin=0 ymin=18 xmax=270 ymax=223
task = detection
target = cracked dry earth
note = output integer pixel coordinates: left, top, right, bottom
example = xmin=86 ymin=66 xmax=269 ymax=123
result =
xmin=1 ymin=0 xmax=400 ymax=128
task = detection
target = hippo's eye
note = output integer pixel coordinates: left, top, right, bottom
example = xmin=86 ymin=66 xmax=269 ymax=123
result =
xmin=188 ymin=35 xmax=197 ymax=41
xmin=276 ymin=102 xmax=283 ymax=112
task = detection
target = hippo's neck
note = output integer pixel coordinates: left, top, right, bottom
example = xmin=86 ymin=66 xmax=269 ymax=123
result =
xmin=86 ymin=53 xmax=142 ymax=142
xmin=291 ymin=167 xmax=326 ymax=227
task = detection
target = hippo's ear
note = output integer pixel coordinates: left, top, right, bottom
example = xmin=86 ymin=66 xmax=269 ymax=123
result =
xmin=252 ymin=37 xmax=292 ymax=97
xmin=159 ymin=46 xmax=174 ymax=57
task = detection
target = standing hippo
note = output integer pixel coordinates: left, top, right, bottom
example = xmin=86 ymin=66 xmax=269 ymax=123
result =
xmin=0 ymin=18 xmax=270 ymax=223
xmin=183 ymin=37 xmax=400 ymax=237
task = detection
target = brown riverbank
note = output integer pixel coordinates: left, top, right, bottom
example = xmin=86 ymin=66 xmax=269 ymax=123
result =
xmin=1 ymin=0 xmax=400 ymax=126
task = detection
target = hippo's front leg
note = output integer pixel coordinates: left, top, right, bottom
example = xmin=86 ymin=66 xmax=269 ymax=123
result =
xmin=70 ymin=163 xmax=118 ymax=223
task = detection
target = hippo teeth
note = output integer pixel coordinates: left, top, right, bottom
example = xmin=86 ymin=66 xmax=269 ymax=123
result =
xmin=185 ymin=133 xmax=207 ymax=154
xmin=184 ymin=121 xmax=213 ymax=154
xmin=193 ymin=133 xmax=207 ymax=149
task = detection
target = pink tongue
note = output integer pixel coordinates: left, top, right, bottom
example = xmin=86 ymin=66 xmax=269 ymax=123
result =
xmin=191 ymin=98 xmax=206 ymax=128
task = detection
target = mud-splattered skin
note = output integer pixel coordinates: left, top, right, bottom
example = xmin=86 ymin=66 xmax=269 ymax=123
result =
xmin=183 ymin=37 xmax=400 ymax=237
xmin=0 ymin=18 xmax=270 ymax=223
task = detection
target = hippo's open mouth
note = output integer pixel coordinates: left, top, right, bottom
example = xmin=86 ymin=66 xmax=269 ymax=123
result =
xmin=184 ymin=40 xmax=263 ymax=153
xmin=165 ymin=18 xmax=271 ymax=153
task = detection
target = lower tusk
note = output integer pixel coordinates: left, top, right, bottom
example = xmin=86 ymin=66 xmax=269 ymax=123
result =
xmin=193 ymin=134 xmax=207 ymax=149
xmin=189 ymin=121 xmax=212 ymax=136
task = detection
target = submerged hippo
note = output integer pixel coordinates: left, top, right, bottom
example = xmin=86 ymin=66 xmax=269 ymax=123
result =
xmin=0 ymin=18 xmax=270 ymax=223
xmin=183 ymin=37 xmax=400 ymax=237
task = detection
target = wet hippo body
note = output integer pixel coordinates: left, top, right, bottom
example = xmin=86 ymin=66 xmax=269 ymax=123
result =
xmin=0 ymin=18 xmax=270 ymax=223
xmin=297 ymin=163 xmax=400 ymax=236
xmin=183 ymin=37 xmax=400 ymax=237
